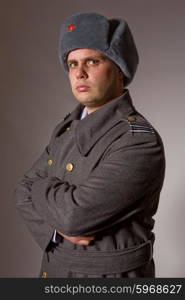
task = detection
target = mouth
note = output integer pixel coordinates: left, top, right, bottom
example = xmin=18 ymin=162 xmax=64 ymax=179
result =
xmin=76 ymin=85 xmax=90 ymax=92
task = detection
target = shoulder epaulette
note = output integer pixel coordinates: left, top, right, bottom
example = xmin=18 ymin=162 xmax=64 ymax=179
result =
xmin=127 ymin=116 xmax=155 ymax=135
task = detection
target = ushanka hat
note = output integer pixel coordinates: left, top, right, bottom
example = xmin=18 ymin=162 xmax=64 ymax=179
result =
xmin=59 ymin=12 xmax=139 ymax=86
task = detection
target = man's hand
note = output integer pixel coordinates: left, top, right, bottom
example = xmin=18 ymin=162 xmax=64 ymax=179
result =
xmin=58 ymin=231 xmax=95 ymax=246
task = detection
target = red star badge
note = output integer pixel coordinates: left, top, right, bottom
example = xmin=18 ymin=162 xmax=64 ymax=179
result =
xmin=67 ymin=24 xmax=76 ymax=32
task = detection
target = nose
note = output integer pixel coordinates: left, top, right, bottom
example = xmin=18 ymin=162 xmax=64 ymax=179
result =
xmin=75 ymin=65 xmax=88 ymax=79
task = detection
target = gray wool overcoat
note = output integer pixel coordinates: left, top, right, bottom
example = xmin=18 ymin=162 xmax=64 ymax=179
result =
xmin=15 ymin=89 xmax=165 ymax=278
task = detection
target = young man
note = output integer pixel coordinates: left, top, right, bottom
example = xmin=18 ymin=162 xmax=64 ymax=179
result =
xmin=15 ymin=12 xmax=165 ymax=277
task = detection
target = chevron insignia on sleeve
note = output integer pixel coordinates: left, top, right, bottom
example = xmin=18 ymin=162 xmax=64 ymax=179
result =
xmin=129 ymin=120 xmax=155 ymax=134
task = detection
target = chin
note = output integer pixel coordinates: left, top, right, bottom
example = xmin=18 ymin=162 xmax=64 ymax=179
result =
xmin=75 ymin=95 xmax=94 ymax=104
xmin=80 ymin=99 xmax=102 ymax=107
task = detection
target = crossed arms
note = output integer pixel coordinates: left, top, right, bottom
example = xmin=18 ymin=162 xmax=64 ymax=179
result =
xmin=15 ymin=133 xmax=163 ymax=250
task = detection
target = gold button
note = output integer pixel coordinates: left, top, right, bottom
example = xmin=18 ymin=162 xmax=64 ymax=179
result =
xmin=41 ymin=272 xmax=48 ymax=278
xmin=66 ymin=127 xmax=70 ymax=131
xmin=48 ymin=159 xmax=53 ymax=166
xmin=128 ymin=116 xmax=136 ymax=121
xmin=66 ymin=163 xmax=74 ymax=172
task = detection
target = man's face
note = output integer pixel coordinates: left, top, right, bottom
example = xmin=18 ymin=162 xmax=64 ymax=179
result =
xmin=67 ymin=48 xmax=123 ymax=113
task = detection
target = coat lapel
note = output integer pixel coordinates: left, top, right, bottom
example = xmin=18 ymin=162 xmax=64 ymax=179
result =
xmin=75 ymin=89 xmax=136 ymax=155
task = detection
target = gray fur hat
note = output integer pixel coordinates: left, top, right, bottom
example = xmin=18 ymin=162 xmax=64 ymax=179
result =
xmin=59 ymin=12 xmax=139 ymax=86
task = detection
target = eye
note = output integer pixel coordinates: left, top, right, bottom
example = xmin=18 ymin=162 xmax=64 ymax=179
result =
xmin=67 ymin=61 xmax=77 ymax=69
xmin=87 ymin=59 xmax=99 ymax=66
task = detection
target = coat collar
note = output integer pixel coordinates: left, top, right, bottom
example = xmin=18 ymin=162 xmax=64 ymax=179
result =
xmin=59 ymin=89 xmax=136 ymax=155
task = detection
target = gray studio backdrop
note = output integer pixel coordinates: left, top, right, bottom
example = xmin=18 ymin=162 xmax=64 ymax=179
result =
xmin=0 ymin=0 xmax=185 ymax=277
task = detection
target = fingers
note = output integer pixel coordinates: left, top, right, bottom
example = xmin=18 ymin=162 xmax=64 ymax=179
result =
xmin=71 ymin=235 xmax=95 ymax=245
xmin=58 ymin=231 xmax=95 ymax=245
xmin=77 ymin=239 xmax=91 ymax=246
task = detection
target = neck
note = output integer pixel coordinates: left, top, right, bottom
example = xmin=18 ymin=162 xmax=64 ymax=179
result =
xmin=86 ymin=91 xmax=124 ymax=114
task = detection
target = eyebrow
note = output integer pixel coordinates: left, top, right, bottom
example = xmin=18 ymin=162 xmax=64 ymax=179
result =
xmin=67 ymin=55 xmax=106 ymax=64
